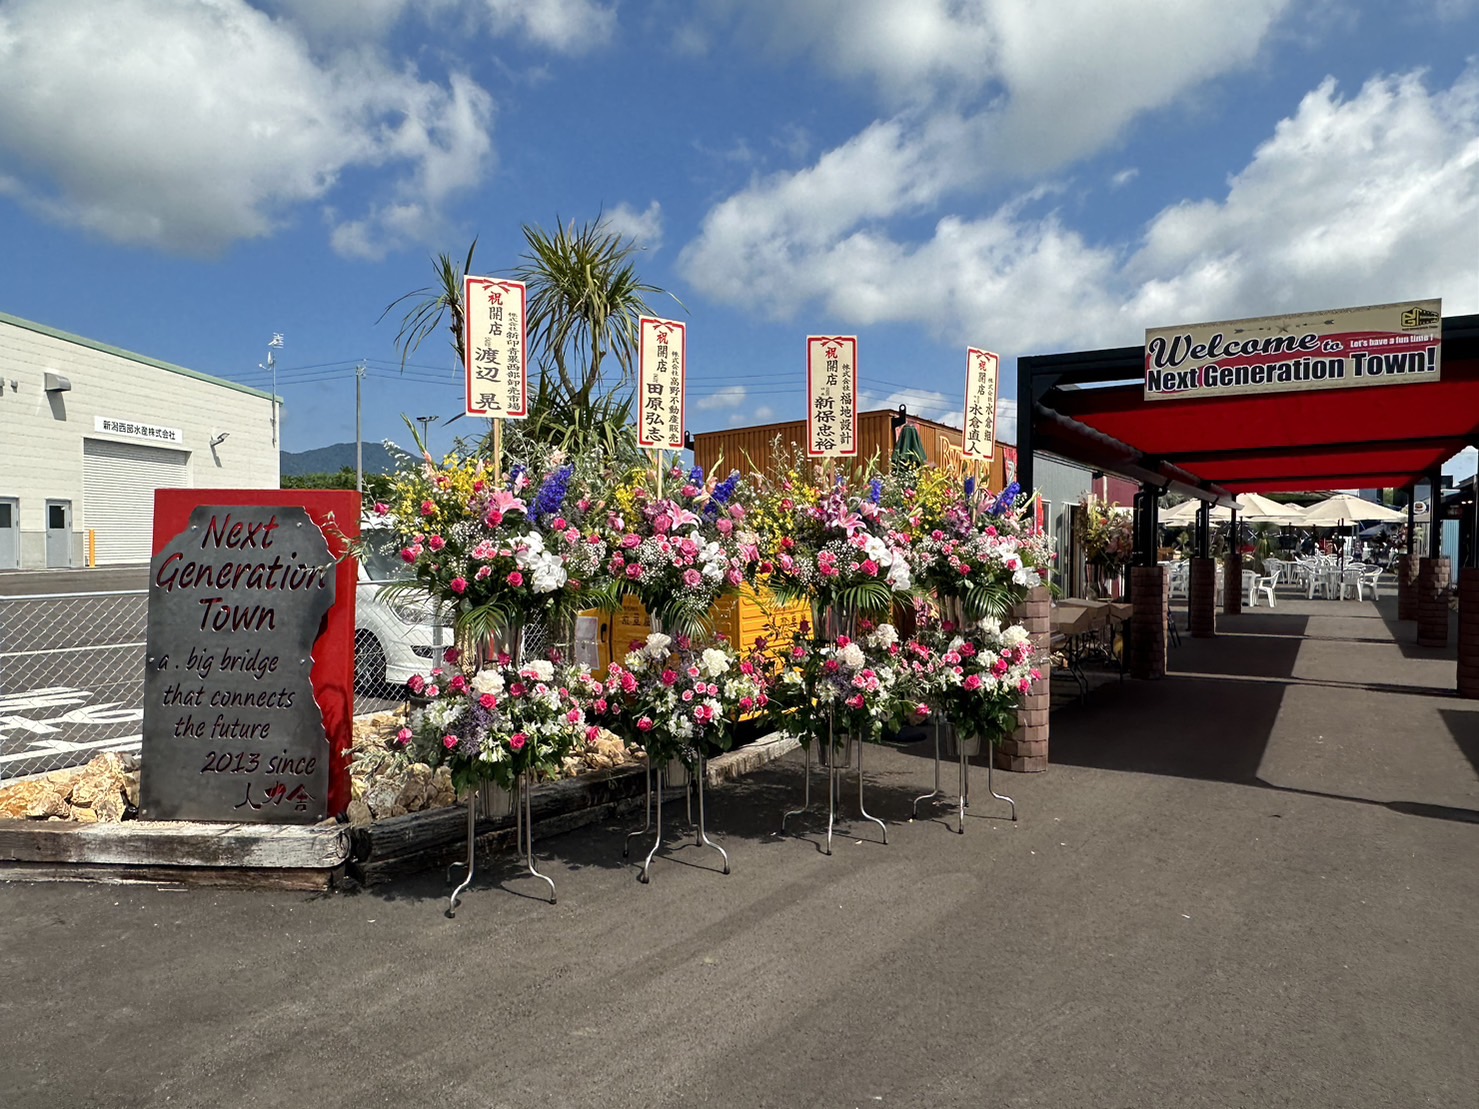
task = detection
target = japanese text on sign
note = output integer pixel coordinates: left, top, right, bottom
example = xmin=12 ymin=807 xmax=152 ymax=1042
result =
xmin=638 ymin=317 xmax=686 ymax=450
xmin=464 ymin=277 xmax=529 ymax=418
xmin=962 ymin=348 xmax=999 ymax=459
xmin=807 ymin=336 xmax=857 ymax=457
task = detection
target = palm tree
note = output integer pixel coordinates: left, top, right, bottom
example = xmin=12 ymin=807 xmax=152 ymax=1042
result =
xmin=514 ymin=218 xmax=678 ymax=409
xmin=380 ymin=218 xmax=677 ymax=464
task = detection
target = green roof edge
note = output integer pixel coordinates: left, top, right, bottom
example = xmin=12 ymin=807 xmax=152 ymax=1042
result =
xmin=0 ymin=310 xmax=277 ymax=402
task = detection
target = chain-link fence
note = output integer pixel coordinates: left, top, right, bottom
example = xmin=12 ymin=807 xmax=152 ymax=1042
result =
xmin=0 ymin=590 xmax=148 ymax=782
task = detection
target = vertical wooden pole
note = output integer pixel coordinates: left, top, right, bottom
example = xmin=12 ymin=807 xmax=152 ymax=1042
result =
xmin=492 ymin=418 xmax=503 ymax=484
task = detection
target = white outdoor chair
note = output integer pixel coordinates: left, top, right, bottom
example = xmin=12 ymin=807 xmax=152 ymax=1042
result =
xmin=1336 ymin=566 xmax=1368 ymax=600
xmin=1168 ymin=563 xmax=1189 ymax=599
xmin=1244 ymin=569 xmax=1276 ymax=608
xmin=1358 ymin=566 xmax=1384 ymax=601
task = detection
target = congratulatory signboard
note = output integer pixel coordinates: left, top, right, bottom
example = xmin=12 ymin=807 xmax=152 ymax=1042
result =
xmin=139 ymin=505 xmax=336 ymax=823
xmin=1144 ymin=299 xmax=1441 ymax=402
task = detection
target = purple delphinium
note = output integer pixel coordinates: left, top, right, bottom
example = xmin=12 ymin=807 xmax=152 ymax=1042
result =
xmin=531 ymin=465 xmax=573 ymax=522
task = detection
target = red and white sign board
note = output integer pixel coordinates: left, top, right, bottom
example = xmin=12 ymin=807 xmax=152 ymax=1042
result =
xmin=807 ymin=336 xmax=857 ymax=457
xmin=962 ymin=347 xmax=999 ymax=459
xmin=637 ymin=317 xmax=686 ymax=450
xmin=464 ymin=276 xmax=528 ymax=418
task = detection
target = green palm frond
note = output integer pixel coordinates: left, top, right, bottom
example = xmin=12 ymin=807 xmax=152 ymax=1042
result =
xmin=379 ymin=238 xmax=477 ymax=370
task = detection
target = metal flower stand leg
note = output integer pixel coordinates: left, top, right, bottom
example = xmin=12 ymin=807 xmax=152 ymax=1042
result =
xmin=636 ymin=758 xmax=729 ymax=883
xmin=912 ymin=719 xmax=968 ymax=834
xmin=446 ymin=792 xmax=479 ymax=917
xmin=780 ymin=741 xmax=815 ymax=836
xmin=983 ymin=748 xmax=1016 ymax=822
xmin=853 ymin=734 xmax=888 ymax=844
xmin=515 ymin=771 xmax=557 ymax=903
xmin=622 ymin=758 xmax=655 ymax=860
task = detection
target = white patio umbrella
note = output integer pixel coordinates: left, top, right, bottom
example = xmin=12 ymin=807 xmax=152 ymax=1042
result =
xmin=1301 ymin=493 xmax=1406 ymax=526
xmin=1160 ymin=499 xmax=1230 ymax=526
xmin=1235 ymin=492 xmax=1306 ymax=525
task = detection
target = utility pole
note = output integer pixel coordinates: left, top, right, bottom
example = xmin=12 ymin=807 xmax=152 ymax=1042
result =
xmin=355 ymin=360 xmax=366 ymax=495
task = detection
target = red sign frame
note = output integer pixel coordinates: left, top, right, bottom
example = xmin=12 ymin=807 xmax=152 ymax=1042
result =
xmin=152 ymin=489 xmax=359 ymax=818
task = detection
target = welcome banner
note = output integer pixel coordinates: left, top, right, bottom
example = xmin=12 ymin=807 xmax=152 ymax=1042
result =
xmin=1144 ymin=299 xmax=1441 ymax=402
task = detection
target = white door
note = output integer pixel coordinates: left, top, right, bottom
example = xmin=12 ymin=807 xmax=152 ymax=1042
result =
xmin=0 ymin=498 xmax=18 ymax=569
xmin=83 ymin=438 xmax=191 ymax=564
xmin=45 ymin=500 xmax=72 ymax=568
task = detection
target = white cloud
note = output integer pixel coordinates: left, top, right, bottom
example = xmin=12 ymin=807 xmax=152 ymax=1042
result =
xmin=684 ymin=64 xmax=1479 ymax=354
xmin=0 ymin=0 xmax=493 ymax=258
xmin=600 ymin=200 xmax=664 ymax=250
xmin=1447 ymin=446 xmax=1477 ymax=481
xmin=696 ymin=384 xmax=747 ymax=411
xmin=996 ymin=395 xmax=1018 ymax=447
xmin=1110 ymin=168 xmax=1139 ymax=188
xmin=752 ymin=405 xmax=776 ymax=421
xmin=480 ymin=0 xmax=616 ymax=54
xmin=1124 ymin=68 xmax=1479 ymax=324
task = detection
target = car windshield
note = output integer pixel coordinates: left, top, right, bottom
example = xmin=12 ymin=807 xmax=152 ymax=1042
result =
xmin=361 ymin=527 xmax=410 ymax=582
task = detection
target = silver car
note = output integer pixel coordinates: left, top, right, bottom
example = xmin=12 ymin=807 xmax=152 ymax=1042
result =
xmin=355 ymin=525 xmax=451 ymax=694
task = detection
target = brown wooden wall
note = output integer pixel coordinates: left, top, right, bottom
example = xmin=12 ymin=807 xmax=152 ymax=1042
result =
xmin=694 ymin=409 xmax=1011 ymax=492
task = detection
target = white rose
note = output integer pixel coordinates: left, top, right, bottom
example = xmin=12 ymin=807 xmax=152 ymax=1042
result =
xmin=523 ymin=659 xmax=554 ymax=682
xmin=1002 ymin=624 xmax=1030 ymax=648
xmin=644 ymin=632 xmax=672 ymax=658
xmin=838 ymin=643 xmax=865 ymax=670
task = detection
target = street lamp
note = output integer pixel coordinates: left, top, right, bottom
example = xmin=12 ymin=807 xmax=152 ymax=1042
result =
xmin=415 ymin=414 xmax=439 ymax=455
xmin=260 ymin=332 xmax=284 ymax=447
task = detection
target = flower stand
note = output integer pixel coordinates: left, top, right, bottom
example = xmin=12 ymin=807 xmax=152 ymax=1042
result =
xmin=622 ymin=756 xmax=730 ymax=884
xmin=446 ymin=770 xmax=557 ymax=916
xmin=911 ymin=721 xmax=1016 ymax=834
xmin=780 ymin=711 xmax=888 ymax=855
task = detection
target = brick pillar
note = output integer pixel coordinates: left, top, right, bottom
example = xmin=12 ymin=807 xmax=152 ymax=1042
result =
xmin=1416 ymin=557 xmax=1451 ymax=648
xmin=998 ymin=585 xmax=1050 ymax=773
xmin=1223 ymin=553 xmax=1243 ymax=614
xmin=1188 ymin=557 xmax=1216 ymax=638
xmin=1130 ymin=565 xmax=1169 ymax=679
xmin=1459 ymin=568 xmax=1479 ymax=699
xmin=1396 ymin=553 xmax=1421 ymax=620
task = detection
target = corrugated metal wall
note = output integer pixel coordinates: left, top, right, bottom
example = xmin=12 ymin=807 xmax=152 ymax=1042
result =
xmin=694 ymin=410 xmax=1011 ymax=491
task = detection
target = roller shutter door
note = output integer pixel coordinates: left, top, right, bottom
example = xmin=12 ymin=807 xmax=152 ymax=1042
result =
xmin=83 ymin=439 xmax=191 ymax=563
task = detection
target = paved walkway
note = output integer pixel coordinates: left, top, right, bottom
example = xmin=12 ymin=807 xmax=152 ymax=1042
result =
xmin=2 ymin=595 xmax=1475 ymax=1108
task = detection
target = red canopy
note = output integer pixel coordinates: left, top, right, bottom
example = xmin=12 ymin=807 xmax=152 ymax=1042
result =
xmin=1023 ymin=314 xmax=1479 ymax=497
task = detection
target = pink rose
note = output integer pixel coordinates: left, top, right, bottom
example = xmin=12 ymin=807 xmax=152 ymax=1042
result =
xmin=420 ymin=500 xmax=437 ymax=517
xmin=400 ymin=548 xmax=417 ymax=564
xmin=683 ymin=568 xmax=703 ymax=587
xmin=373 ymin=502 xmax=389 ymax=515
xmin=653 ymin=514 xmax=672 ymax=534
xmin=552 ymin=517 xmax=567 ymax=531
xmin=475 ymin=566 xmax=492 ymax=580
xmin=428 ymin=535 xmax=446 ymax=552
xmin=507 ymin=571 xmax=525 ymax=587
xmin=509 ymin=732 xmax=527 ymax=752
xmin=622 ymin=533 xmax=641 ymax=549
xmin=566 ymin=709 xmax=582 ymax=724
xmin=425 ymin=684 xmax=440 ymax=698
xmin=407 ymin=674 xmax=426 ymax=694
xmin=450 ymin=577 xmax=467 ymax=595
xmin=479 ymin=693 xmax=498 ymax=710
xmin=964 ymin=674 xmax=982 ymax=691
xmin=484 ymin=508 xmax=504 ymax=527
xmin=637 ymin=717 xmax=654 ymax=732
xmin=586 ymin=726 xmax=601 ymax=743
xmin=395 ymin=727 xmax=412 ymax=746
xmin=716 ymin=517 xmax=733 ymax=535
xmin=442 ymin=734 xmax=458 ymax=749
xmin=449 ymin=674 xmax=469 ymax=694
xmin=625 ymin=564 xmax=644 ymax=580
xmin=682 ymin=689 xmax=694 ymax=702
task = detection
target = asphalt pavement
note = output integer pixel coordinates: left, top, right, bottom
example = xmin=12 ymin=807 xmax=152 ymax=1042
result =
xmin=2 ymin=594 xmax=1476 ymax=1108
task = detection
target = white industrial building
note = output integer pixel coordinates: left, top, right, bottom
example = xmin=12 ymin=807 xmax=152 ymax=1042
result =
xmin=1 ymin=311 xmax=279 ymax=570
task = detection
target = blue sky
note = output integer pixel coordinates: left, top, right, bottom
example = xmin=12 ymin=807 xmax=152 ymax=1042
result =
xmin=1 ymin=0 xmax=1476 ymax=478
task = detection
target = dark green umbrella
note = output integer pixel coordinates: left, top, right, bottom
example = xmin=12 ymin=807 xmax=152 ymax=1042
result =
xmin=892 ymin=423 xmax=927 ymax=474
